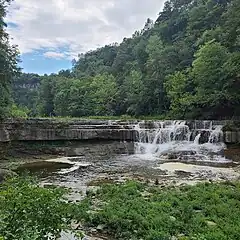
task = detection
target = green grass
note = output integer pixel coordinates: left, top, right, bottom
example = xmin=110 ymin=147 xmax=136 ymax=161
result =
xmin=2 ymin=177 xmax=240 ymax=239
xmin=0 ymin=177 xmax=82 ymax=240
xmin=26 ymin=114 xmax=169 ymax=121
xmin=75 ymin=181 xmax=240 ymax=240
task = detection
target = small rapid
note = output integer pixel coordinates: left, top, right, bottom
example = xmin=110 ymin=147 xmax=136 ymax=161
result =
xmin=134 ymin=120 xmax=231 ymax=164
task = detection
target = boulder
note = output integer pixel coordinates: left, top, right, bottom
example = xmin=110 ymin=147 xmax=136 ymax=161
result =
xmin=162 ymin=150 xmax=197 ymax=160
xmin=199 ymin=131 xmax=211 ymax=144
xmin=0 ymin=169 xmax=17 ymax=182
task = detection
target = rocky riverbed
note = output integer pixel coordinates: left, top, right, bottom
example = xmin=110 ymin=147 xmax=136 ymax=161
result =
xmin=3 ymin=142 xmax=239 ymax=197
xmin=1 ymin=141 xmax=240 ymax=240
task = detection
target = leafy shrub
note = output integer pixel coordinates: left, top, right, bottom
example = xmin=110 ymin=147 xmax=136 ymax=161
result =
xmin=75 ymin=181 xmax=240 ymax=240
xmin=0 ymin=177 xmax=79 ymax=240
xmin=10 ymin=104 xmax=30 ymax=118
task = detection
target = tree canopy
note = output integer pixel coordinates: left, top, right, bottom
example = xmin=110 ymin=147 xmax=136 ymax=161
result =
xmin=10 ymin=0 xmax=240 ymax=119
xmin=0 ymin=0 xmax=20 ymax=118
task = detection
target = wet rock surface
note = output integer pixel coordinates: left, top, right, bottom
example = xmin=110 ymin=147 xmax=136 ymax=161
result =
xmin=0 ymin=168 xmax=17 ymax=182
xmin=12 ymin=143 xmax=240 ymax=195
xmin=224 ymin=145 xmax=240 ymax=163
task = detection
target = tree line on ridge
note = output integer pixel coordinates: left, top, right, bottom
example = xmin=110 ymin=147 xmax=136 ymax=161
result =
xmin=1 ymin=0 xmax=240 ymax=119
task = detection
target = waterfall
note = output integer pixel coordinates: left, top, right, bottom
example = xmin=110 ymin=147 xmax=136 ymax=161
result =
xmin=134 ymin=120 xmax=229 ymax=163
xmin=194 ymin=133 xmax=201 ymax=145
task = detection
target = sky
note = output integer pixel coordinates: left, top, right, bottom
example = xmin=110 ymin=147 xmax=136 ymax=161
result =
xmin=6 ymin=0 xmax=165 ymax=75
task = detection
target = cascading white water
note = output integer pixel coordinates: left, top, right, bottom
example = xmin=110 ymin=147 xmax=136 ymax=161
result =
xmin=208 ymin=125 xmax=223 ymax=143
xmin=134 ymin=120 xmax=230 ymax=163
xmin=194 ymin=133 xmax=201 ymax=145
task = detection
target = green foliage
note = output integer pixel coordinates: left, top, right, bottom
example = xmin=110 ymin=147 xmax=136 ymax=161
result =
xmin=165 ymin=70 xmax=194 ymax=118
xmin=1 ymin=177 xmax=240 ymax=240
xmin=52 ymin=74 xmax=118 ymax=117
xmin=0 ymin=0 xmax=20 ymax=118
xmin=89 ymin=74 xmax=118 ymax=115
xmin=122 ymin=70 xmax=144 ymax=115
xmin=0 ymin=177 xmax=81 ymax=240
xmin=75 ymin=181 xmax=240 ymax=240
xmin=10 ymin=104 xmax=29 ymax=118
xmin=166 ymin=41 xmax=240 ymax=118
xmin=192 ymin=41 xmax=229 ymax=101
xmin=37 ymin=76 xmax=56 ymax=117
xmin=12 ymin=73 xmax=41 ymax=117
xmin=144 ymin=35 xmax=170 ymax=115
xmin=12 ymin=0 xmax=240 ymax=119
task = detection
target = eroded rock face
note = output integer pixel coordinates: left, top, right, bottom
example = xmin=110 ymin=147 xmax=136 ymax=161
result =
xmin=0 ymin=119 xmax=138 ymax=142
xmin=0 ymin=119 xmax=239 ymax=143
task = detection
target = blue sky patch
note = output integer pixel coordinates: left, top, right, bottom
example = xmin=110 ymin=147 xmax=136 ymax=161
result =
xmin=20 ymin=53 xmax=72 ymax=75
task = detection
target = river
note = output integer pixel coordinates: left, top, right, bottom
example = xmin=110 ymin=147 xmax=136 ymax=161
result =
xmin=14 ymin=120 xmax=240 ymax=239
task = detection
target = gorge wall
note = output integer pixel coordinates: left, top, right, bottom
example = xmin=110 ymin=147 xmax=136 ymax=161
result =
xmin=0 ymin=119 xmax=239 ymax=144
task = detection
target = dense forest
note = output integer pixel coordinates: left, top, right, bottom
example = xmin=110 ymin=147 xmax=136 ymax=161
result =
xmin=0 ymin=0 xmax=20 ymax=118
xmin=2 ymin=0 xmax=240 ymax=119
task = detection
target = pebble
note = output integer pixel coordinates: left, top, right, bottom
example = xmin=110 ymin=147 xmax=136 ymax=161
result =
xmin=206 ymin=220 xmax=217 ymax=226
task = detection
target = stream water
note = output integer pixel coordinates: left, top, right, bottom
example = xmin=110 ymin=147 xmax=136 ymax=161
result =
xmin=17 ymin=120 xmax=240 ymax=193
xmin=14 ymin=120 xmax=240 ymax=239
xmin=134 ymin=120 xmax=229 ymax=164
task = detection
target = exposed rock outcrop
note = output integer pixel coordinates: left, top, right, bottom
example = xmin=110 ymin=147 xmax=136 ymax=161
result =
xmin=0 ymin=119 xmax=239 ymax=143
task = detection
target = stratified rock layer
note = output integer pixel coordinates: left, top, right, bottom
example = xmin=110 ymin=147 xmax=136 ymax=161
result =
xmin=0 ymin=119 xmax=239 ymax=143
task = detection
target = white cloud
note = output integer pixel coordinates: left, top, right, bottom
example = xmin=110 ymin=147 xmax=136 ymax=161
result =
xmin=43 ymin=51 xmax=65 ymax=59
xmin=6 ymin=0 xmax=165 ymax=60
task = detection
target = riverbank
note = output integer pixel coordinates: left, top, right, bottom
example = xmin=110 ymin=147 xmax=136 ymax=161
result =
xmin=75 ymin=180 xmax=240 ymax=240
xmin=1 ymin=120 xmax=240 ymax=239
xmin=1 ymin=177 xmax=240 ymax=240
xmin=0 ymin=139 xmax=239 ymax=240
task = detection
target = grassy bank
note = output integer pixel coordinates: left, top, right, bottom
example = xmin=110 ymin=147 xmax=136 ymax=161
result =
xmin=0 ymin=177 xmax=83 ymax=240
xmin=1 ymin=178 xmax=240 ymax=240
xmin=27 ymin=115 xmax=168 ymax=121
xmin=75 ymin=181 xmax=240 ymax=240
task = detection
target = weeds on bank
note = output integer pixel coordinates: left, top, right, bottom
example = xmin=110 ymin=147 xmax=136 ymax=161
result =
xmin=33 ymin=114 xmax=169 ymax=121
xmin=75 ymin=181 xmax=240 ymax=240
xmin=0 ymin=177 xmax=82 ymax=240
xmin=1 ymin=178 xmax=240 ymax=240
